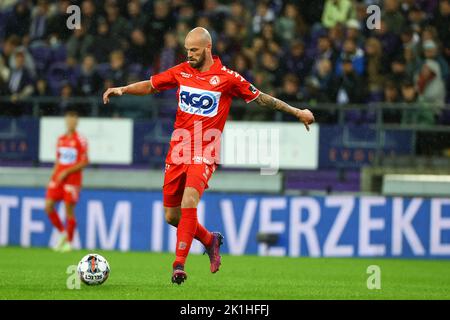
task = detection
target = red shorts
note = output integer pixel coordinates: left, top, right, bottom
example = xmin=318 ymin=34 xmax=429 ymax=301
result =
xmin=163 ymin=162 xmax=217 ymax=207
xmin=45 ymin=181 xmax=81 ymax=204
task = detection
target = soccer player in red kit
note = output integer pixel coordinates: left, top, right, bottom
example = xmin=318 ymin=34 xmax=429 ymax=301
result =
xmin=103 ymin=27 xmax=314 ymax=284
xmin=45 ymin=109 xmax=89 ymax=252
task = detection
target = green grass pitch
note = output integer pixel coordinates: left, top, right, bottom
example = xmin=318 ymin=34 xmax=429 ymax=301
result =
xmin=1 ymin=246 xmax=449 ymax=300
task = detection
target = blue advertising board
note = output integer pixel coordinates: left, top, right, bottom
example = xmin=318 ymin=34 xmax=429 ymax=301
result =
xmin=0 ymin=118 xmax=39 ymax=162
xmin=319 ymin=126 xmax=414 ymax=168
xmin=0 ymin=187 xmax=449 ymax=258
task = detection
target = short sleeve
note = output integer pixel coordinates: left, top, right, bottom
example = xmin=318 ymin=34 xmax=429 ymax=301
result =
xmin=150 ymin=67 xmax=178 ymax=91
xmin=230 ymin=74 xmax=261 ymax=103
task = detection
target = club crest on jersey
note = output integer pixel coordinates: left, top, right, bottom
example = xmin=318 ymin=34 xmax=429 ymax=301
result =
xmin=209 ymin=76 xmax=220 ymax=86
xmin=178 ymin=85 xmax=220 ymax=117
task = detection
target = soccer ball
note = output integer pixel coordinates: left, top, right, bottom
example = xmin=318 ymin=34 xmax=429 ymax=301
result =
xmin=77 ymin=253 xmax=110 ymax=285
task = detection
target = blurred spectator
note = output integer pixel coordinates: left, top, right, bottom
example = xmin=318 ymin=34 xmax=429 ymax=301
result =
xmin=222 ymin=18 xmax=245 ymax=55
xmin=281 ymin=40 xmax=311 ymax=78
xmin=177 ymin=4 xmax=195 ymax=26
xmin=90 ymin=18 xmax=120 ymax=63
xmin=81 ymin=0 xmax=99 ymax=35
xmin=275 ymin=3 xmax=305 ymax=45
xmin=321 ymin=0 xmax=354 ymax=29
xmin=383 ymin=79 xmax=402 ymax=123
xmin=277 ymin=73 xmax=302 ymax=102
xmin=373 ymin=19 xmax=402 ymax=64
xmin=4 ymin=1 xmax=31 ymax=39
xmin=421 ymin=40 xmax=449 ymax=81
xmin=400 ymin=26 xmax=420 ymax=57
xmin=0 ymin=55 xmax=10 ymax=96
xmin=8 ymin=46 xmax=36 ymax=79
xmin=145 ymin=0 xmax=174 ymax=53
xmin=228 ymin=2 xmax=252 ymax=37
xmin=107 ymin=50 xmax=128 ymax=87
xmin=34 ymin=78 xmax=57 ymax=115
xmin=415 ymin=59 xmax=446 ymax=105
xmin=383 ymin=0 xmax=406 ymax=35
xmin=127 ymin=0 xmax=147 ymax=31
xmin=315 ymin=35 xmax=338 ymax=67
xmin=345 ymin=19 xmax=364 ymax=46
xmin=231 ymin=53 xmax=252 ymax=82
xmin=5 ymin=50 xmax=34 ymax=116
xmin=390 ymin=55 xmax=408 ymax=84
xmin=76 ymin=55 xmax=102 ymax=96
xmin=335 ymin=38 xmax=365 ymax=76
xmin=202 ymin=0 xmax=229 ymax=31
xmin=433 ymin=0 xmax=450 ymax=47
xmin=312 ymin=58 xmax=335 ymax=102
xmin=128 ymin=29 xmax=153 ymax=67
xmin=1 ymin=35 xmax=21 ymax=66
xmin=328 ymin=23 xmax=345 ymax=50
xmin=383 ymin=79 xmax=400 ymax=103
xmin=252 ymin=1 xmax=275 ymax=34
xmin=365 ymin=37 xmax=387 ymax=102
xmin=29 ymin=0 xmax=50 ymax=43
xmin=175 ymin=21 xmax=190 ymax=47
xmin=66 ymin=24 xmax=95 ymax=65
xmin=406 ymin=4 xmax=427 ymax=34
xmin=46 ymin=0 xmax=72 ymax=42
xmin=57 ymin=83 xmax=87 ymax=116
xmin=242 ymin=36 xmax=265 ymax=68
xmin=332 ymin=58 xmax=365 ymax=104
xmin=259 ymin=52 xmax=283 ymax=87
xmin=105 ymin=2 xmax=130 ymax=41
xmin=153 ymin=32 xmax=184 ymax=74
xmin=277 ymin=73 xmax=303 ymax=121
xmin=401 ymin=79 xmax=435 ymax=125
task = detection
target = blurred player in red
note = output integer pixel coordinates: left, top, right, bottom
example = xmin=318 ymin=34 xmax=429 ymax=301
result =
xmin=103 ymin=27 xmax=314 ymax=284
xmin=45 ymin=109 xmax=89 ymax=252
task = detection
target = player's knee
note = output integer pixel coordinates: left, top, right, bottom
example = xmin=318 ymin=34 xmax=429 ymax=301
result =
xmin=181 ymin=195 xmax=198 ymax=208
xmin=164 ymin=208 xmax=180 ymax=226
xmin=45 ymin=201 xmax=54 ymax=214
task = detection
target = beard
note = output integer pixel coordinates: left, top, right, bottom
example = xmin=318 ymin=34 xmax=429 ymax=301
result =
xmin=188 ymin=49 xmax=206 ymax=69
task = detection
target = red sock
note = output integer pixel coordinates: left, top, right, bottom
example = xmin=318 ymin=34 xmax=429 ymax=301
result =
xmin=195 ymin=223 xmax=213 ymax=248
xmin=48 ymin=210 xmax=64 ymax=232
xmin=66 ymin=216 xmax=77 ymax=242
xmin=173 ymin=208 xmax=198 ymax=268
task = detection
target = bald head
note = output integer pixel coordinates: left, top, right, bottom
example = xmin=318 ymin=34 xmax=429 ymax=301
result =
xmin=184 ymin=27 xmax=213 ymax=70
xmin=185 ymin=27 xmax=212 ymax=47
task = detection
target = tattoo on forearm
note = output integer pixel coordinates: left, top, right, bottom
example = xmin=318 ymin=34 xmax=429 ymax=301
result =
xmin=255 ymin=92 xmax=297 ymax=116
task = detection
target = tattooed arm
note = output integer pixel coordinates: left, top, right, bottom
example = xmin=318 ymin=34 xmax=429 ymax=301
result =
xmin=254 ymin=92 xmax=315 ymax=131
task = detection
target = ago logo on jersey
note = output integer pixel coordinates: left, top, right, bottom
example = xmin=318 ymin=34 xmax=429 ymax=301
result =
xmin=178 ymin=85 xmax=221 ymax=117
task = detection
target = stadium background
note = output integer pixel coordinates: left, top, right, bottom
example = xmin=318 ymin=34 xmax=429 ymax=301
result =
xmin=0 ymin=0 xmax=450 ymax=300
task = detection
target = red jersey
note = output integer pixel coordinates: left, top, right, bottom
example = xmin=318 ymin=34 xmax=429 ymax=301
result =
xmin=150 ymin=56 xmax=260 ymax=165
xmin=52 ymin=131 xmax=88 ymax=186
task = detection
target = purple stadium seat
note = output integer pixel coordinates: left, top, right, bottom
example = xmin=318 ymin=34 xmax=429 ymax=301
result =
xmin=96 ymin=63 xmax=111 ymax=79
xmin=52 ymin=44 xmax=67 ymax=63
xmin=127 ymin=63 xmax=143 ymax=77
xmin=46 ymin=62 xmax=72 ymax=95
xmin=29 ymin=43 xmax=52 ymax=76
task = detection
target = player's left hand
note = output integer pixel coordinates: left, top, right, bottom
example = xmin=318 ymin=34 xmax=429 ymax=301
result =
xmin=56 ymin=170 xmax=68 ymax=183
xmin=296 ymin=109 xmax=315 ymax=131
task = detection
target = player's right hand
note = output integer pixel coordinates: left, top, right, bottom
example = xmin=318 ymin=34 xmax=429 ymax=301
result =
xmin=103 ymin=87 xmax=124 ymax=104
